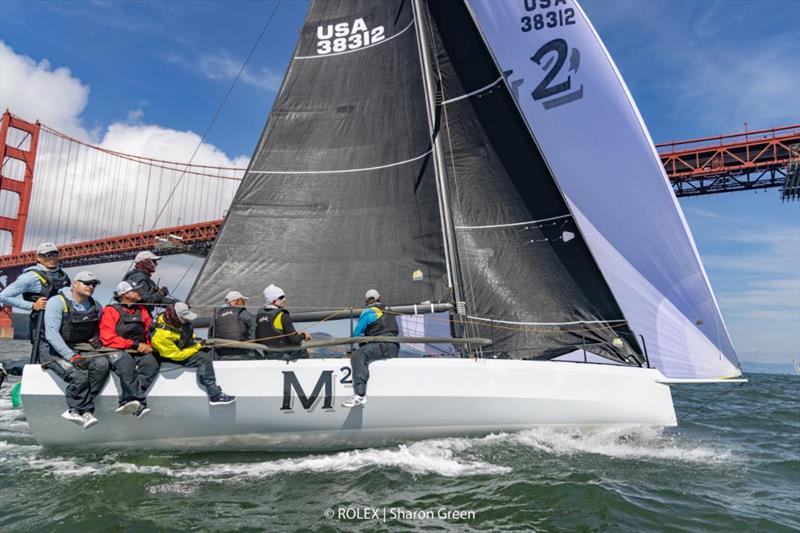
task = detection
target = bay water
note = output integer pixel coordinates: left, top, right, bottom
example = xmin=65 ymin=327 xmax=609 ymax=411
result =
xmin=1 ymin=339 xmax=797 ymax=531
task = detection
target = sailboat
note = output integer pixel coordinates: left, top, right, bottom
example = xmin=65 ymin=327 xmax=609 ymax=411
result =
xmin=20 ymin=0 xmax=742 ymax=450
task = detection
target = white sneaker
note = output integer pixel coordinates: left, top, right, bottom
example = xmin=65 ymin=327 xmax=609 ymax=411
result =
xmin=61 ymin=409 xmax=84 ymax=426
xmin=342 ymin=395 xmax=367 ymax=408
xmin=115 ymin=400 xmax=141 ymax=415
xmin=81 ymin=412 xmax=99 ymax=429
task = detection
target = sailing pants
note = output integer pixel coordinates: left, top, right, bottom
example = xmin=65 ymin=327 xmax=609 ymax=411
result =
xmin=163 ymin=351 xmax=221 ymax=399
xmin=107 ymin=352 xmax=160 ymax=406
xmin=29 ymin=312 xmax=49 ymax=364
xmin=42 ymin=353 xmax=110 ymax=413
xmin=350 ymin=342 xmax=399 ymax=397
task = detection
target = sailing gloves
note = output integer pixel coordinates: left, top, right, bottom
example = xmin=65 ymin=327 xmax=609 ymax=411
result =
xmin=70 ymin=355 xmax=89 ymax=370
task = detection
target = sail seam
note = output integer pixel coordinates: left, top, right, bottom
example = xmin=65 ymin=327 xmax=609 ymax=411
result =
xmin=440 ymin=76 xmax=503 ymax=105
xmin=466 ymin=315 xmax=626 ymax=326
xmin=455 ymin=214 xmax=571 ymax=230
xmin=249 ymin=149 xmax=433 ymax=175
xmin=295 ymin=20 xmax=415 ymax=60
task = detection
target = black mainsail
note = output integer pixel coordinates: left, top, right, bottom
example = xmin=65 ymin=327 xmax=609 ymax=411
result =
xmin=190 ymin=0 xmax=641 ymax=364
xmin=191 ymin=0 xmax=449 ymax=310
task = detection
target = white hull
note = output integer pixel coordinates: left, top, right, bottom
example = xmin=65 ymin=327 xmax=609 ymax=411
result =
xmin=21 ymin=358 xmax=676 ymax=450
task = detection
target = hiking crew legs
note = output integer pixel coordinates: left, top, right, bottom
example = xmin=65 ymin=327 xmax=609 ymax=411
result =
xmin=107 ymin=352 xmax=160 ymax=406
xmin=42 ymin=354 xmax=110 ymax=413
xmin=168 ymin=352 xmax=221 ymax=399
xmin=350 ymin=342 xmax=399 ymax=397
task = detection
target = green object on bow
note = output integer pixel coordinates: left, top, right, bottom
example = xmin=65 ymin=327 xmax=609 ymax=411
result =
xmin=10 ymin=382 xmax=21 ymax=408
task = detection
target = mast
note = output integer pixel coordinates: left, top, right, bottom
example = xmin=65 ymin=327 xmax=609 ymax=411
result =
xmin=412 ymin=0 xmax=467 ymax=317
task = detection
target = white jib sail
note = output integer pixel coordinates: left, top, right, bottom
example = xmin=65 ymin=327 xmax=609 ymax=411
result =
xmin=466 ymin=0 xmax=740 ymax=378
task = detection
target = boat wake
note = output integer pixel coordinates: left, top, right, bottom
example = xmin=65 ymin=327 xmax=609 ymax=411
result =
xmin=481 ymin=426 xmax=733 ymax=463
xmin=1 ymin=382 xmax=731 ymax=488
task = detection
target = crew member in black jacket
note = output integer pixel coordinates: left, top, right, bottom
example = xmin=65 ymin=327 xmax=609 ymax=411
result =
xmin=122 ymin=251 xmax=177 ymax=307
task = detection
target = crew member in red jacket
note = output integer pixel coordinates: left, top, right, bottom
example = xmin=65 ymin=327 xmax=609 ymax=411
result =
xmin=100 ymin=281 xmax=160 ymax=419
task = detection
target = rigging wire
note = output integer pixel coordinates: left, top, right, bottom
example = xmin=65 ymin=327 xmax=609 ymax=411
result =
xmin=149 ymin=0 xmax=283 ymax=230
xmin=105 ymin=0 xmax=283 ymax=305
xmin=676 ymin=382 xmax=746 ymax=422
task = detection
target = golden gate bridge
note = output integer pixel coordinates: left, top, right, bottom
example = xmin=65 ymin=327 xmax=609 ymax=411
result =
xmin=1 ymin=109 xmax=799 ymax=335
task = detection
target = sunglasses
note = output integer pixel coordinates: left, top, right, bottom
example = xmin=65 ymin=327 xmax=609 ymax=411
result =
xmin=80 ymin=280 xmax=100 ymax=287
xmin=278 ymin=295 xmax=286 ymax=300
xmin=40 ymin=252 xmax=59 ymax=258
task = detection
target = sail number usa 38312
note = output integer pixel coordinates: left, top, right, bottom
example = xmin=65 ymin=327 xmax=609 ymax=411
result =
xmin=316 ymin=18 xmax=385 ymax=55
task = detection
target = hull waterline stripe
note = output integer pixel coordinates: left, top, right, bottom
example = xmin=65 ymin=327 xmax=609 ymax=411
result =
xmin=466 ymin=315 xmax=626 ymax=326
xmin=295 ymin=20 xmax=415 ymax=60
xmin=249 ymin=149 xmax=433 ymax=175
xmin=455 ymin=214 xmax=571 ymax=230
xmin=440 ymin=76 xmax=503 ymax=105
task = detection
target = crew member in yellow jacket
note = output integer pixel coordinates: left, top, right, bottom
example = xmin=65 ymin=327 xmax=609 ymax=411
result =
xmin=152 ymin=302 xmax=236 ymax=405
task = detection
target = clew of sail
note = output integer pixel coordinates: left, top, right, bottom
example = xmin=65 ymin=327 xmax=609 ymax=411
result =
xmin=466 ymin=0 xmax=740 ymax=378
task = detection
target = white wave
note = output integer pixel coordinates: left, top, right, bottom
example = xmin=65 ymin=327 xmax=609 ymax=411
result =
xmin=0 ymin=437 xmax=509 ymax=480
xmin=478 ymin=426 xmax=733 ymax=464
xmin=147 ymin=481 xmax=200 ymax=496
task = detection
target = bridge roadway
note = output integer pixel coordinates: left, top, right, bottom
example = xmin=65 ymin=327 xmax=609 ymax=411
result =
xmin=0 ymin=123 xmax=798 ymax=275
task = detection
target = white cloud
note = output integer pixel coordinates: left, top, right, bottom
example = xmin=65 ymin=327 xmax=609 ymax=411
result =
xmin=0 ymin=42 xmax=248 ymax=256
xmin=126 ymin=108 xmax=144 ymax=122
xmin=165 ymin=50 xmax=282 ymax=91
xmin=0 ymin=41 xmax=91 ymax=140
xmin=99 ymin=123 xmax=249 ymax=168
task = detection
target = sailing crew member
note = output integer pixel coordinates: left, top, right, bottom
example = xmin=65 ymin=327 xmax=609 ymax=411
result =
xmin=342 ymin=289 xmax=399 ymax=408
xmin=0 ymin=242 xmax=70 ymax=361
xmin=151 ymin=302 xmax=236 ymax=405
xmin=42 ymin=271 xmax=110 ymax=429
xmin=99 ymin=281 xmax=160 ymax=419
xmin=256 ymin=284 xmax=310 ymax=360
xmin=122 ymin=251 xmax=177 ymax=308
xmin=210 ymin=290 xmax=257 ymax=360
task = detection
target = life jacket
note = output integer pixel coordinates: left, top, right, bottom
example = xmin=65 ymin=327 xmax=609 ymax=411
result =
xmin=154 ymin=315 xmax=195 ymax=350
xmin=57 ymin=294 xmax=101 ymax=346
xmin=110 ymin=303 xmax=148 ymax=344
xmin=213 ymin=306 xmax=249 ymax=341
xmin=256 ymin=307 xmax=292 ymax=346
xmin=22 ymin=266 xmax=70 ymax=302
xmin=363 ymin=303 xmax=399 ymax=337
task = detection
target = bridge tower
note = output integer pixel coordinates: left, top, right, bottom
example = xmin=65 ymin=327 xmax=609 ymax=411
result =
xmin=0 ymin=111 xmax=41 ymax=338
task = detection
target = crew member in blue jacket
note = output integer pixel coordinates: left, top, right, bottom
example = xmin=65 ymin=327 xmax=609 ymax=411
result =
xmin=0 ymin=242 xmax=70 ymax=361
xmin=42 ymin=271 xmax=110 ymax=429
xmin=342 ymin=289 xmax=399 ymax=408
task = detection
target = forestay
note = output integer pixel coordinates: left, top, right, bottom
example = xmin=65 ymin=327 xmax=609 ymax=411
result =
xmin=467 ymin=0 xmax=740 ymax=378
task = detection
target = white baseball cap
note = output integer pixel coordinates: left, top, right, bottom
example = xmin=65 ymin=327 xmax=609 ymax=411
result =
xmin=114 ymin=281 xmax=138 ymax=296
xmin=175 ymin=302 xmax=198 ymax=322
xmin=74 ymin=271 xmax=100 ymax=283
xmin=365 ymin=289 xmax=380 ymax=300
xmin=225 ymin=290 xmax=248 ymax=302
xmin=36 ymin=242 xmax=59 ymax=255
xmin=134 ymin=250 xmax=161 ymax=262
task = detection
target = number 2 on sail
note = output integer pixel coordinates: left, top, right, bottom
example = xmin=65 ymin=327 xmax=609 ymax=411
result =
xmin=530 ymin=38 xmax=584 ymax=109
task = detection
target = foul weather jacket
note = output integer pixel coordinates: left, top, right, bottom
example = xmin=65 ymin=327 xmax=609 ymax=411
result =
xmin=151 ymin=314 xmax=202 ymax=362
xmin=100 ymin=304 xmax=152 ymax=349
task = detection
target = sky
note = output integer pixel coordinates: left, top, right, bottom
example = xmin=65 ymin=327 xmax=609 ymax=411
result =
xmin=0 ymin=0 xmax=798 ymax=364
